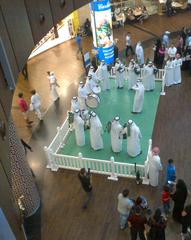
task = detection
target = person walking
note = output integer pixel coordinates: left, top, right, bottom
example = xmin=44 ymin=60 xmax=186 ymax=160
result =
xmin=162 ymin=185 xmax=171 ymax=216
xmin=142 ymin=61 xmax=156 ymax=91
xmin=125 ymin=32 xmax=134 ymax=57
xmin=117 ymin=189 xmax=134 ymax=230
xmin=47 ymin=71 xmax=60 ymax=102
xmin=97 ymin=60 xmax=110 ymax=91
xmin=171 ymin=179 xmax=188 ymax=223
xmin=30 ymin=89 xmax=43 ymax=121
xmin=76 ymin=33 xmax=82 ymax=60
xmin=147 ymin=208 xmax=167 ymax=240
xmin=78 ymin=168 xmax=92 ymax=209
xmin=166 ymin=159 xmax=176 ymax=184
xmin=128 ymin=206 xmax=147 ymax=240
xmin=18 ymin=92 xmax=33 ymax=127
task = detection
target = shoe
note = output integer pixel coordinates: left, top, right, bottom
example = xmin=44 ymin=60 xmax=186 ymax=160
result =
xmin=131 ymin=111 xmax=138 ymax=114
xmin=82 ymin=204 xmax=87 ymax=210
xmin=26 ymin=124 xmax=32 ymax=128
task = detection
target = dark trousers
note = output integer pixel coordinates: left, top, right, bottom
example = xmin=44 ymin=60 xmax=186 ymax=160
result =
xmin=126 ymin=45 xmax=134 ymax=57
xmin=130 ymin=228 xmax=146 ymax=240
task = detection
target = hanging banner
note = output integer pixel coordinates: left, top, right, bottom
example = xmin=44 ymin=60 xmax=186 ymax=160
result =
xmin=90 ymin=0 xmax=114 ymax=64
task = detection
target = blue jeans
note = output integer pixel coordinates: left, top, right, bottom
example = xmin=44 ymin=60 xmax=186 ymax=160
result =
xmin=119 ymin=213 xmax=129 ymax=229
xmin=163 ymin=201 xmax=170 ymax=214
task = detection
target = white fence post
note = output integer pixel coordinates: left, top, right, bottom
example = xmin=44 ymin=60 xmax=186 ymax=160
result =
xmin=108 ymin=156 xmax=118 ymax=181
xmin=44 ymin=146 xmax=58 ymax=171
xmin=142 ymin=139 xmax=152 ymax=185
xmin=78 ymin=152 xmax=83 ymax=169
xmin=160 ymin=72 xmax=166 ymax=96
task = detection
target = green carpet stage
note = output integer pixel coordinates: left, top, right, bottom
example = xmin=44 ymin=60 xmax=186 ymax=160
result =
xmin=59 ymin=80 xmax=161 ymax=165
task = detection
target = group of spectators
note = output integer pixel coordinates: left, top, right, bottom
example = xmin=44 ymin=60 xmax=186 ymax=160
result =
xmin=117 ymin=159 xmax=191 ymax=240
xmin=152 ymin=27 xmax=191 ymax=74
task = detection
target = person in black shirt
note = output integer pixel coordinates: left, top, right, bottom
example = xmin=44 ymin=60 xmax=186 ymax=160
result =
xmin=78 ymin=168 xmax=93 ymax=209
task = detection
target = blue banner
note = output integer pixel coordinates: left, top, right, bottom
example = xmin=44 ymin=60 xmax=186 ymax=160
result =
xmin=90 ymin=0 xmax=114 ymax=64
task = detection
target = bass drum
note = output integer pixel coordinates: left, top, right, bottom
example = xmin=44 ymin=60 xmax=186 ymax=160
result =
xmin=85 ymin=94 xmax=100 ymax=109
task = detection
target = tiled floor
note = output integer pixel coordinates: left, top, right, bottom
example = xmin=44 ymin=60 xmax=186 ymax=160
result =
xmin=12 ymin=11 xmax=191 ymax=240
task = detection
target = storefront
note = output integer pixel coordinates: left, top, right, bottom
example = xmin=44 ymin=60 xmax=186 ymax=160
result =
xmin=29 ymin=11 xmax=80 ymax=59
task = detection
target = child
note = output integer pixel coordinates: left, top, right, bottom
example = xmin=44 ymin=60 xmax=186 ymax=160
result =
xmin=166 ymin=159 xmax=176 ymax=182
xmin=162 ymin=185 xmax=170 ymax=216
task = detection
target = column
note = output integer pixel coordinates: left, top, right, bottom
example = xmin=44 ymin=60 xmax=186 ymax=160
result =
xmin=90 ymin=0 xmax=114 ymax=64
xmin=8 ymin=118 xmax=40 ymax=217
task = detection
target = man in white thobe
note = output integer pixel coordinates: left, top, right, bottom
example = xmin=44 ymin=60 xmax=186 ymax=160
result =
xmin=142 ymin=61 xmax=155 ymax=91
xmin=124 ymin=120 xmax=142 ymax=157
xmin=85 ymin=75 xmax=97 ymax=94
xmin=132 ymin=80 xmax=145 ymax=113
xmin=97 ymin=60 xmax=110 ymax=91
xmin=145 ymin=147 xmax=162 ymax=187
xmin=167 ymin=44 xmax=177 ymax=59
xmin=73 ymin=109 xmax=85 ymax=146
xmin=135 ymin=41 xmax=144 ymax=66
xmin=71 ymin=96 xmax=80 ymax=112
xmin=88 ymin=66 xmax=99 ymax=84
xmin=114 ymin=58 xmax=125 ymax=89
xmin=47 ymin=71 xmax=60 ymax=102
xmin=165 ymin=58 xmax=174 ymax=87
xmin=78 ymin=81 xmax=88 ymax=110
xmin=173 ymin=53 xmax=182 ymax=84
xmin=89 ymin=112 xmax=103 ymax=150
xmin=111 ymin=116 xmax=123 ymax=153
xmin=30 ymin=89 xmax=43 ymax=120
xmin=127 ymin=59 xmax=140 ymax=90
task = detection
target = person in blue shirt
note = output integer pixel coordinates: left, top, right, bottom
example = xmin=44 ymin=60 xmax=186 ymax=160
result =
xmin=166 ymin=158 xmax=176 ymax=183
xmin=76 ymin=33 xmax=82 ymax=59
xmin=162 ymin=31 xmax=170 ymax=48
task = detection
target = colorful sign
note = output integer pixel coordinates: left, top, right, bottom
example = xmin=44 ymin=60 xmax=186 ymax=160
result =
xmin=90 ymin=0 xmax=114 ymax=64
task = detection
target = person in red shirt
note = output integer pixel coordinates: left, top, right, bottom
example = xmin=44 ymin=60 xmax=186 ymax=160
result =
xmin=18 ymin=92 xmax=33 ymax=127
xmin=128 ymin=206 xmax=147 ymax=240
xmin=162 ymin=185 xmax=170 ymax=216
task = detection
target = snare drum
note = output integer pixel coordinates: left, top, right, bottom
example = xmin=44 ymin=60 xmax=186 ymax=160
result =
xmin=92 ymin=86 xmax=101 ymax=94
xmin=85 ymin=94 xmax=100 ymax=108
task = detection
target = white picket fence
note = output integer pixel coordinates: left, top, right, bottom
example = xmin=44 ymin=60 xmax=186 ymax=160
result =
xmin=44 ymin=66 xmax=161 ymax=181
xmin=44 ymin=116 xmax=153 ymax=181
xmin=111 ymin=67 xmax=166 ymax=95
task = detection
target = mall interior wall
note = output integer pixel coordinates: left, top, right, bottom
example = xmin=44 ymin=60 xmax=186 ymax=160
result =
xmin=0 ymin=0 xmax=90 ymax=238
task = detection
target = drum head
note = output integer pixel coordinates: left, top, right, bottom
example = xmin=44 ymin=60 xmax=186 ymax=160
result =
xmin=85 ymin=94 xmax=100 ymax=108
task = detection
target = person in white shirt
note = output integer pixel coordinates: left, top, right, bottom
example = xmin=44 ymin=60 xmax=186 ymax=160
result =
xmin=117 ymin=189 xmax=134 ymax=229
xmin=71 ymin=96 xmax=80 ymax=112
xmin=145 ymin=147 xmax=162 ymax=187
xmin=114 ymin=58 xmax=125 ymax=89
xmin=30 ymin=89 xmax=43 ymax=120
xmin=78 ymin=82 xmax=88 ymax=110
xmin=47 ymin=71 xmax=60 ymax=102
xmin=167 ymin=44 xmax=177 ymax=58
xmin=127 ymin=59 xmax=140 ymax=90
xmin=165 ymin=58 xmax=174 ymax=87
xmin=132 ymin=80 xmax=145 ymax=113
xmin=173 ymin=53 xmax=182 ymax=84
xmin=124 ymin=120 xmax=142 ymax=157
xmin=142 ymin=61 xmax=156 ymax=91
xmin=135 ymin=41 xmax=144 ymax=66
xmin=73 ymin=109 xmax=85 ymax=146
xmin=110 ymin=116 xmax=123 ymax=153
xmin=97 ymin=60 xmax=110 ymax=91
xmin=125 ymin=32 xmax=134 ymax=57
